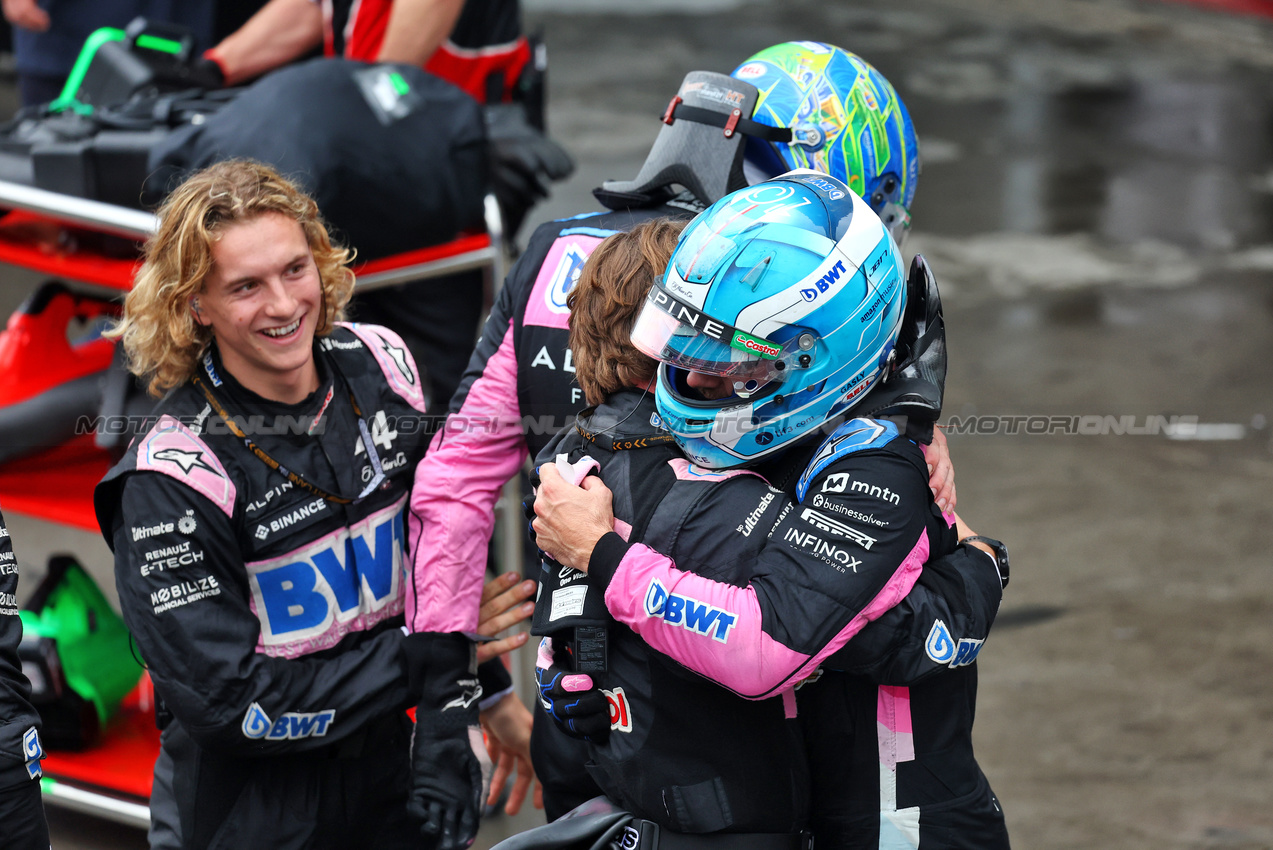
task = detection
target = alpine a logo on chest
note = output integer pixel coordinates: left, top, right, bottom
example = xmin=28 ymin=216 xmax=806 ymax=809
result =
xmin=247 ymin=500 xmax=407 ymax=657
xmin=643 ymin=579 xmax=737 ymax=642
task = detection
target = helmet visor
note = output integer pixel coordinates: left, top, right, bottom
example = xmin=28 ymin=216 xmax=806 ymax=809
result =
xmin=631 ymin=286 xmax=791 ymax=397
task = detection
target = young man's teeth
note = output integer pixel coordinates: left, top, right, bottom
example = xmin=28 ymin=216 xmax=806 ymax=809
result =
xmin=263 ymin=320 xmax=300 ymax=338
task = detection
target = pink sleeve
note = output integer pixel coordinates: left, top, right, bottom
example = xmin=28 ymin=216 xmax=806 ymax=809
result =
xmin=406 ymin=322 xmax=528 ymax=633
xmin=602 ymin=531 xmax=930 ymax=700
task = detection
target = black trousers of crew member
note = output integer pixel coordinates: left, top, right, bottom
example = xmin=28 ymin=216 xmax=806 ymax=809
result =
xmin=149 ymin=711 xmax=416 ymax=850
xmin=0 ymin=771 xmax=50 ymax=850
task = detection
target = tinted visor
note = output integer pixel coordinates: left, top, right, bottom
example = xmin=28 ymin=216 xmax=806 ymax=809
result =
xmin=631 ymin=287 xmax=793 ymax=397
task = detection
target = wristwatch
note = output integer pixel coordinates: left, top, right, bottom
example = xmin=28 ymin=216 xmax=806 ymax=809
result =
xmin=961 ymin=535 xmax=1009 ymax=589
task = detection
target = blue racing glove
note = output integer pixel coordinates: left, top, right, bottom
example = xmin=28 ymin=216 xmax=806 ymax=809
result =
xmin=534 ymin=637 xmax=610 ymax=743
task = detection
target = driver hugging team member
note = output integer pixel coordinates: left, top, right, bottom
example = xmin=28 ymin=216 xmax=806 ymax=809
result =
xmin=531 ymin=169 xmax=1011 ymax=848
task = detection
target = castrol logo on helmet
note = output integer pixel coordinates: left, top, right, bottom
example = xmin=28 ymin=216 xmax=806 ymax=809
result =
xmin=732 ymin=332 xmax=781 ymax=359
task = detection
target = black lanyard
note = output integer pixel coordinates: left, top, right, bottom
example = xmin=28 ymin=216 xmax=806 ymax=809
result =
xmin=192 ymin=374 xmax=387 ymax=505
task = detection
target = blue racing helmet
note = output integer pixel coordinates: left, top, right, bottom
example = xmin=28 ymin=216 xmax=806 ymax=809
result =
xmin=631 ymin=170 xmax=907 ymax=468
xmin=732 ymin=42 xmax=920 ymax=243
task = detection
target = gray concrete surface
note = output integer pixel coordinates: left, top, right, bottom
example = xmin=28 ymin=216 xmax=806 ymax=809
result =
xmin=2 ymin=0 xmax=1271 ymax=846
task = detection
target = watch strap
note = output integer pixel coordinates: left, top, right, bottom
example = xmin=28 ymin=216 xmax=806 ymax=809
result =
xmin=961 ymin=535 xmax=1010 ymax=589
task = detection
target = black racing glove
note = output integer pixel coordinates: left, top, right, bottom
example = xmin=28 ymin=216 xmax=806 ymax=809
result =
xmin=534 ymin=637 xmax=610 ymax=743
xmin=485 ymin=103 xmax=575 ymax=237
xmin=402 ymin=632 xmax=491 ymax=850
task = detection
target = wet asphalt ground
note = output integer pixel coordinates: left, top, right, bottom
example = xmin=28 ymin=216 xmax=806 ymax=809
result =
xmin=4 ymin=0 xmax=1272 ymax=847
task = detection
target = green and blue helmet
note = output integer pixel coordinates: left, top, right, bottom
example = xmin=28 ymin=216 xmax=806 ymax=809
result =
xmin=732 ymin=42 xmax=920 ymax=243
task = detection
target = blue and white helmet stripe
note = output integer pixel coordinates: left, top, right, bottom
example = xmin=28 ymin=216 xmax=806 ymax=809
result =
xmin=651 ymin=170 xmax=908 ymax=468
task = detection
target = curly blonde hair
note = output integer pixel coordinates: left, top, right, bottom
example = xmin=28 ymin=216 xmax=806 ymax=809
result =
xmin=568 ymin=217 xmax=686 ymax=406
xmin=108 ymin=160 xmax=355 ymax=396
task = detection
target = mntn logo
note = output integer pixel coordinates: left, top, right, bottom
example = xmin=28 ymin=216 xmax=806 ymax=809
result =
xmin=253 ymin=509 xmax=403 ymax=638
xmin=924 ymin=619 xmax=984 ymax=669
xmin=643 ymin=580 xmax=737 ymax=642
xmin=241 ymin=702 xmax=335 ymax=740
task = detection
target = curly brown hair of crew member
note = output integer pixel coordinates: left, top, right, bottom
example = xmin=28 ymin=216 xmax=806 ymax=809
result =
xmin=567 ymin=217 xmax=687 ymax=407
xmin=107 ymin=159 xmax=356 ymax=396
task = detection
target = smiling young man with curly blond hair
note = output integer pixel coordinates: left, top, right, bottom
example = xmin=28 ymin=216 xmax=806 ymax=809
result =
xmin=95 ymin=160 xmax=511 ymax=850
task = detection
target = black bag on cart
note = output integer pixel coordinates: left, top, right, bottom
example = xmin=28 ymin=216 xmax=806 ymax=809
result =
xmin=143 ymin=57 xmax=489 ymax=261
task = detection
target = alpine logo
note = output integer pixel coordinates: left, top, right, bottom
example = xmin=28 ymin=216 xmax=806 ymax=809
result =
xmin=647 ymin=287 xmax=729 ymax=343
xmin=924 ymin=620 xmax=984 ymax=669
xmin=643 ymin=580 xmax=737 ymax=642
xmin=241 ymin=702 xmax=335 ymax=740
xmin=647 ymin=286 xmax=782 ymax=362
